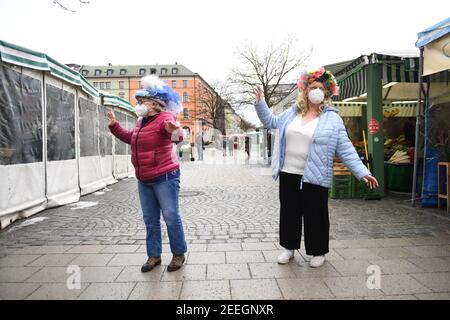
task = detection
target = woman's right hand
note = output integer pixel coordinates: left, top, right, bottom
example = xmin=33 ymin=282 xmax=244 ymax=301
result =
xmin=106 ymin=111 xmax=118 ymax=126
xmin=254 ymin=86 xmax=264 ymax=103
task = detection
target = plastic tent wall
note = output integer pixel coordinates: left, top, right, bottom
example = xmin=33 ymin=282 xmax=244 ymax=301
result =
xmin=0 ymin=40 xmax=137 ymax=229
xmin=415 ymin=18 xmax=450 ymax=207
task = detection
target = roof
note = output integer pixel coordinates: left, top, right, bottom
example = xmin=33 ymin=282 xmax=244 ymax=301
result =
xmin=416 ymin=17 xmax=450 ymax=48
xmin=80 ymin=64 xmax=196 ymax=78
xmin=0 ymin=39 xmax=135 ymax=113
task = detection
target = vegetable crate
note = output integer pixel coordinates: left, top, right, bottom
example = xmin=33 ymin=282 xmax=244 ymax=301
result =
xmin=330 ymin=174 xmax=353 ymax=199
xmin=352 ymin=176 xmax=368 ymax=198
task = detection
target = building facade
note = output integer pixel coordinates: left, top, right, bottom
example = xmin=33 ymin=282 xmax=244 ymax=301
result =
xmin=79 ymin=64 xmax=221 ymax=144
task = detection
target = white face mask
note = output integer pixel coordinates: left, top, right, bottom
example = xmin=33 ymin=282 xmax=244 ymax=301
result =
xmin=308 ymin=88 xmax=325 ymax=105
xmin=135 ymin=103 xmax=148 ymax=117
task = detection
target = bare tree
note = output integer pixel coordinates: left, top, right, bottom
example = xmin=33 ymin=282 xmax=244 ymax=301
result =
xmin=53 ymin=0 xmax=90 ymax=12
xmin=231 ymin=38 xmax=311 ymax=108
xmin=194 ymin=81 xmax=233 ymax=134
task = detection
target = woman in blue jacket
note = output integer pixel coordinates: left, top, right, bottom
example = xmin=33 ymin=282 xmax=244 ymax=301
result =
xmin=254 ymin=67 xmax=379 ymax=268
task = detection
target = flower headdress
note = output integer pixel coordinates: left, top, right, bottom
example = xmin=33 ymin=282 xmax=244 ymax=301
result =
xmin=134 ymin=75 xmax=183 ymax=115
xmin=296 ymin=67 xmax=340 ymax=97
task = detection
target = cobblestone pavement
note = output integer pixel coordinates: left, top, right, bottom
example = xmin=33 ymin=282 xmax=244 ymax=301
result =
xmin=1 ymin=148 xmax=450 ymax=300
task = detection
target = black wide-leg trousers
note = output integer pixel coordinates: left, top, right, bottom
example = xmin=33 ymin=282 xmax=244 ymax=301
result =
xmin=279 ymin=171 xmax=330 ymax=256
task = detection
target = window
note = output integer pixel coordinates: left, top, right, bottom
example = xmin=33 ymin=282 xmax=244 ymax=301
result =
xmin=150 ymin=68 xmax=157 ymax=74
xmin=172 ymin=68 xmax=178 ymax=74
xmin=139 ymin=81 xmax=143 ymax=89
xmin=182 ymin=80 xmax=187 ymax=88
xmin=183 ymin=92 xmax=189 ymax=103
xmin=95 ymin=69 xmax=101 ymax=76
xmin=119 ymin=92 xmax=125 ymax=98
xmin=106 ymin=82 xmax=111 ymax=89
xmin=100 ymin=82 xmax=105 ymax=90
xmin=119 ymin=81 xmax=124 ymax=89
xmin=183 ymin=108 xmax=189 ymax=120
xmin=172 ymin=80 xmax=176 ymax=88
xmin=139 ymin=68 xmax=146 ymax=75
xmin=82 ymin=70 xmax=89 ymax=76
xmin=161 ymin=68 xmax=167 ymax=75
xmin=93 ymin=82 xmax=98 ymax=88
xmin=106 ymin=69 xmax=113 ymax=76
xmin=120 ymin=69 xmax=126 ymax=75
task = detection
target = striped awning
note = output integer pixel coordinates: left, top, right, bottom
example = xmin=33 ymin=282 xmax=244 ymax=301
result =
xmin=102 ymin=93 xmax=136 ymax=113
xmin=333 ymin=102 xmax=417 ymax=117
xmin=0 ymin=39 xmax=134 ymax=112
xmin=332 ymin=54 xmax=420 ymax=100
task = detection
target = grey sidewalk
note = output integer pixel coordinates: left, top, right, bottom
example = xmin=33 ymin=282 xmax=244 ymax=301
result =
xmin=1 ymin=148 xmax=450 ymax=300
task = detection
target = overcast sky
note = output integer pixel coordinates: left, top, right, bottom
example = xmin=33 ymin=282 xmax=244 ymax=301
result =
xmin=0 ymin=0 xmax=448 ymax=124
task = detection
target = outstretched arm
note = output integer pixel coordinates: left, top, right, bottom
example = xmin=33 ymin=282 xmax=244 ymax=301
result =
xmin=107 ymin=111 xmax=132 ymax=144
xmin=253 ymin=87 xmax=280 ymax=129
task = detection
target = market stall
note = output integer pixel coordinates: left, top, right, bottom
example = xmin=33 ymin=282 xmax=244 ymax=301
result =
xmin=0 ymin=40 xmax=136 ymax=229
xmin=415 ymin=17 xmax=450 ymax=210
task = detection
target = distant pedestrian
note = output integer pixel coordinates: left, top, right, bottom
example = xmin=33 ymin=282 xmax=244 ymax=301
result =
xmin=222 ymin=136 xmax=227 ymax=156
xmin=254 ymin=67 xmax=379 ymax=268
xmin=107 ymin=75 xmax=188 ymax=273
xmin=245 ymin=136 xmax=250 ymax=158
xmin=228 ymin=136 xmax=234 ymax=156
xmin=196 ymin=132 xmax=204 ymax=160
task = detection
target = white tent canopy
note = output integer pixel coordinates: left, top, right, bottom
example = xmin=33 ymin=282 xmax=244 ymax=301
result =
xmin=0 ymin=40 xmax=136 ymax=229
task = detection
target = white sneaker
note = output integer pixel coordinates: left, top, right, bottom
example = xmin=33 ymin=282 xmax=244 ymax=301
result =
xmin=277 ymin=249 xmax=294 ymax=264
xmin=309 ymin=255 xmax=326 ymax=268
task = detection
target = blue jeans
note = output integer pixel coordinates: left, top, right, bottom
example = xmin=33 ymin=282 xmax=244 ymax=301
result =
xmin=138 ymin=169 xmax=187 ymax=257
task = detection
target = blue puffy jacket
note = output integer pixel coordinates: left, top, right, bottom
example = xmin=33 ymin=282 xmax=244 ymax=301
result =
xmin=255 ymin=100 xmax=371 ymax=189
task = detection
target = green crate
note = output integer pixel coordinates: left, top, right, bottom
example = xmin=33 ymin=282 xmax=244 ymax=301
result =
xmin=330 ymin=174 xmax=352 ymax=199
xmin=352 ymin=176 xmax=368 ymax=198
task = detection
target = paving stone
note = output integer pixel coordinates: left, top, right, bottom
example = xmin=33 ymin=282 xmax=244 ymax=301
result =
xmin=161 ymin=264 xmax=206 ymax=281
xmin=26 ymin=283 xmax=88 ymax=300
xmin=115 ymin=266 xmax=164 ymax=282
xmin=410 ymin=272 xmax=450 ymax=292
xmin=415 ymin=292 xmax=450 ymax=300
xmin=231 ymin=279 xmax=283 ymax=300
xmin=79 ymin=266 xmax=124 ymax=283
xmin=207 ymin=243 xmax=242 ymax=251
xmin=0 ymin=267 xmax=42 ymax=282
xmin=207 ymin=264 xmax=251 ymax=280
xmin=403 ymin=245 xmax=450 ymax=258
xmin=100 ymin=245 xmax=140 ymax=253
xmin=70 ymin=254 xmax=114 ymax=267
xmin=0 ymin=254 xmax=41 ymax=267
xmin=248 ymin=263 xmax=296 ymax=279
xmin=334 ymin=248 xmax=383 ymax=260
xmin=323 ymin=276 xmax=384 ymax=298
xmin=180 ymin=280 xmax=230 ymax=300
xmin=65 ymin=245 xmax=106 ymax=254
xmin=25 ymin=267 xmax=70 ymax=283
xmin=27 ymin=254 xmax=78 ymax=267
xmin=186 ymin=252 xmax=225 ymax=264
xmin=277 ymin=278 xmax=334 ymax=299
xmin=128 ymin=282 xmax=182 ymax=300
xmin=226 ymin=251 xmax=265 ymax=264
xmin=0 ymin=283 xmax=41 ymax=300
xmin=407 ymin=257 xmax=450 ymax=272
xmin=380 ymin=274 xmax=433 ymax=295
xmin=78 ymin=282 xmax=136 ymax=300
xmin=107 ymin=253 xmax=147 ymax=266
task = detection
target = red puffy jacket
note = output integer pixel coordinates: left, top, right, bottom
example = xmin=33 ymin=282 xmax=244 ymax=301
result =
xmin=109 ymin=111 xmax=183 ymax=181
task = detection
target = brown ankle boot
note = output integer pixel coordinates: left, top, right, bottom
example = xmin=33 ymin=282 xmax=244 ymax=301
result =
xmin=141 ymin=256 xmax=161 ymax=273
xmin=167 ymin=254 xmax=185 ymax=272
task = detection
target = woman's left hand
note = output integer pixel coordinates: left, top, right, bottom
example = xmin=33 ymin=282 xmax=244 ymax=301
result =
xmin=164 ymin=121 xmax=180 ymax=133
xmin=362 ymin=175 xmax=379 ymax=188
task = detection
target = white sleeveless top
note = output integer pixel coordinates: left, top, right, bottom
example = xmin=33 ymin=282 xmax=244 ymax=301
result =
xmin=281 ymin=114 xmax=319 ymax=175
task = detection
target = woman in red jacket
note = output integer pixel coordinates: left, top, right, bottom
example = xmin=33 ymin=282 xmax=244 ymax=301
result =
xmin=107 ymin=75 xmax=187 ymax=273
